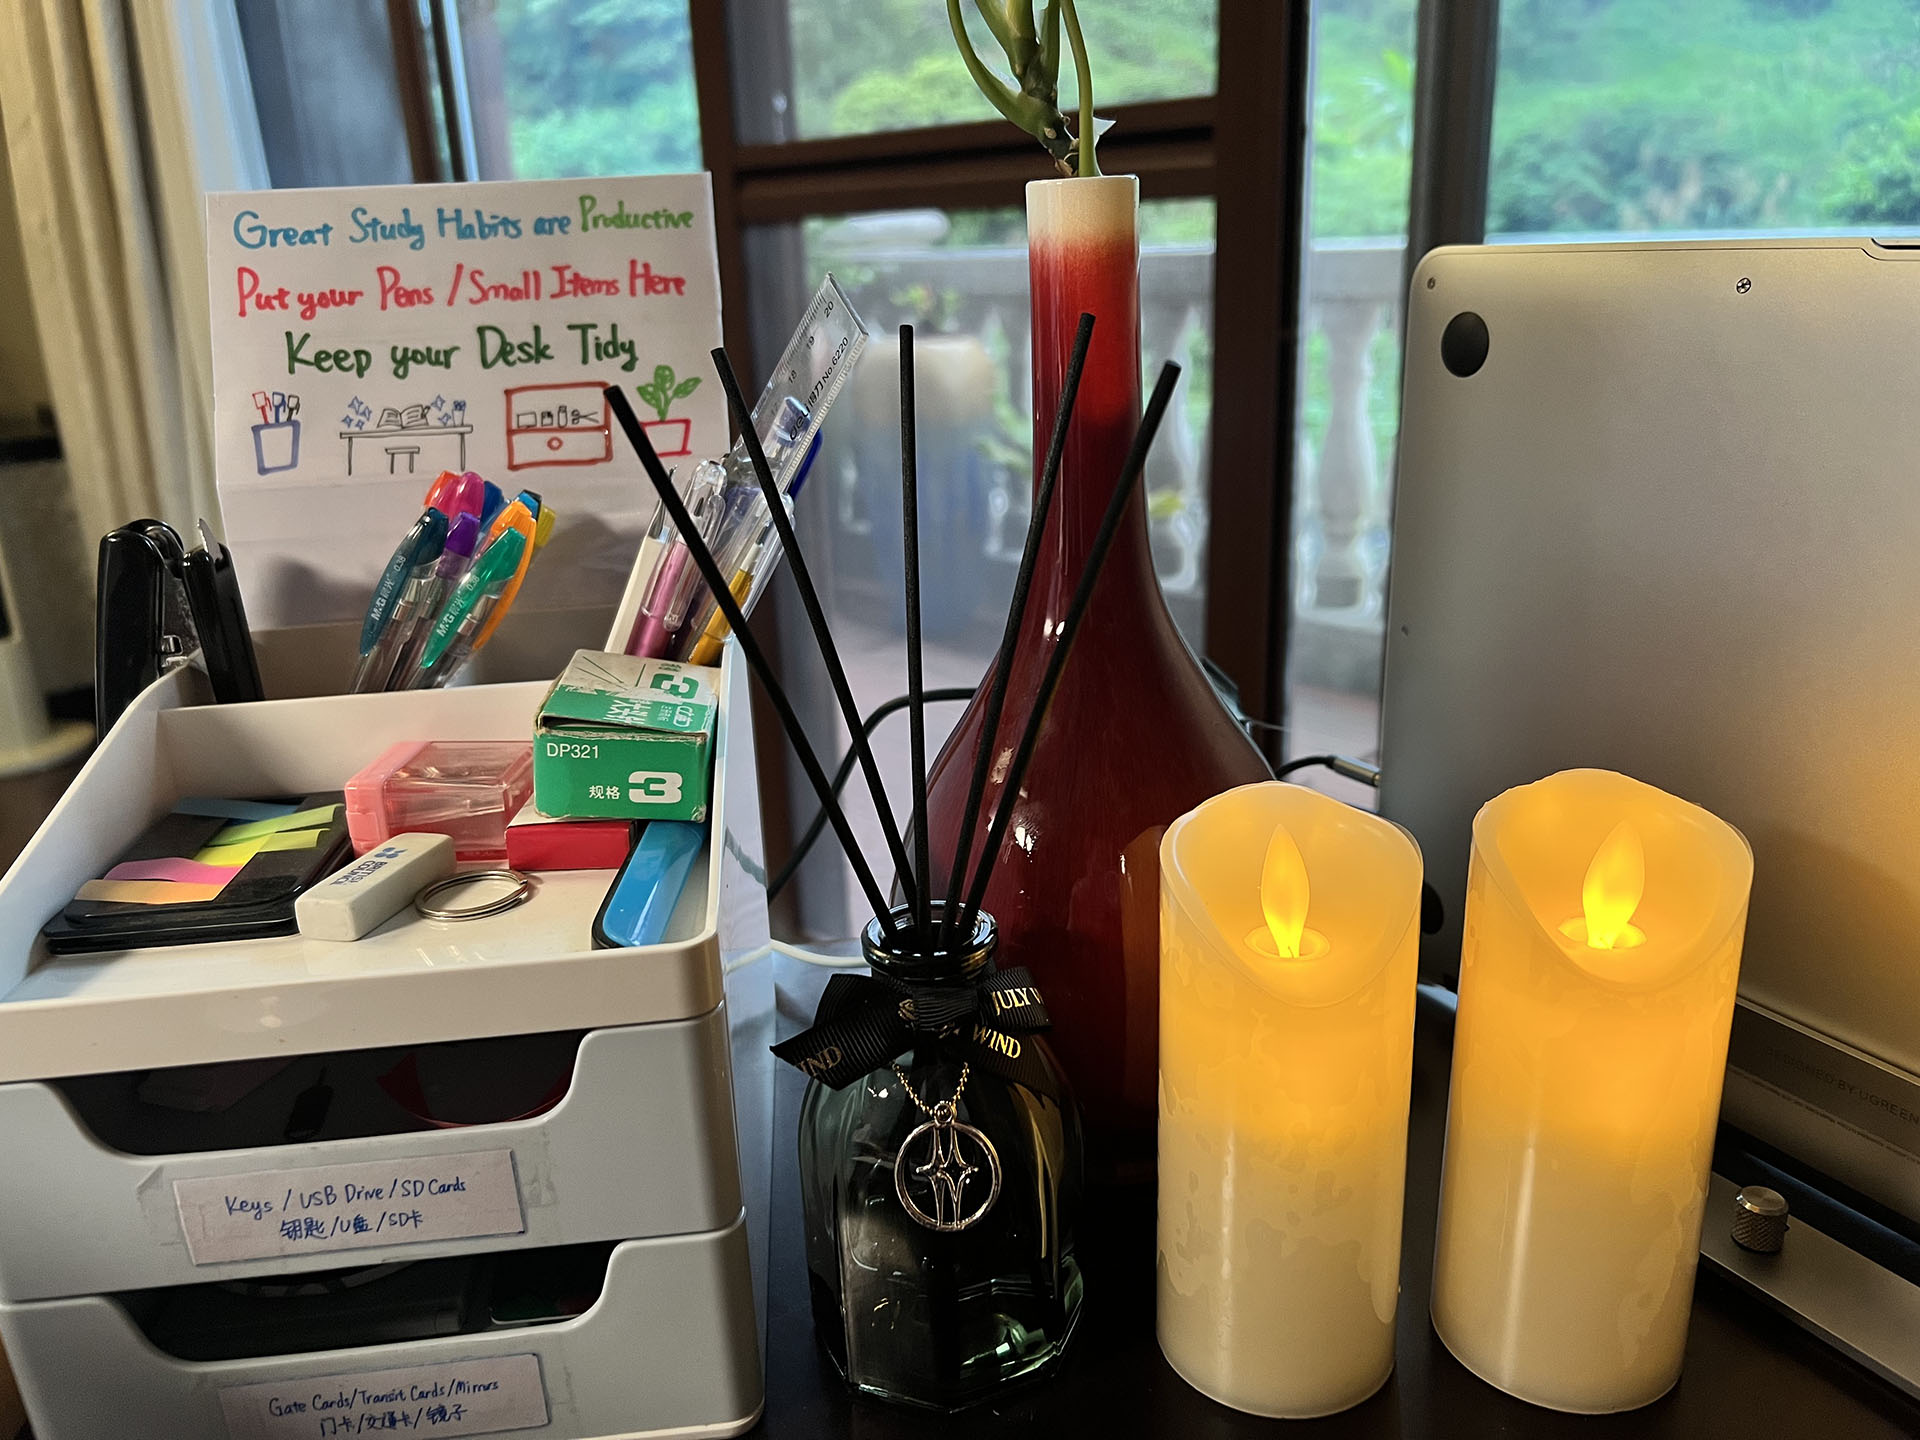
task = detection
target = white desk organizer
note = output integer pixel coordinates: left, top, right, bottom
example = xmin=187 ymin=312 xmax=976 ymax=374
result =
xmin=0 ymin=653 xmax=773 ymax=1440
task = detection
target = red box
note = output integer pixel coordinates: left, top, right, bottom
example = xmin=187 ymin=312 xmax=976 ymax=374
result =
xmin=505 ymin=803 xmax=635 ymax=871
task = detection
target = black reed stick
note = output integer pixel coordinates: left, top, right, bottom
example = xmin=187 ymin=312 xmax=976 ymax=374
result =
xmin=605 ymin=385 xmax=899 ymax=936
xmin=938 ymin=311 xmax=1094 ymax=951
xmin=956 ymin=360 xmax=1183 ymax=935
xmin=708 ymin=348 xmax=923 ymax=920
xmin=900 ymin=325 xmax=931 ymax=949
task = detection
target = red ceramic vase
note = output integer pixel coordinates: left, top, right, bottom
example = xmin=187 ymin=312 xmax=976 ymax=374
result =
xmin=922 ymin=176 xmax=1270 ymax=1178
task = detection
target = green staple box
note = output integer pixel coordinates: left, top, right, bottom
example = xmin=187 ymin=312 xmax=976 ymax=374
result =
xmin=532 ymin=650 xmax=720 ymax=822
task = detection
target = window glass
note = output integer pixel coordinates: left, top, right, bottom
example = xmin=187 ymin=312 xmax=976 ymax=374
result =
xmin=781 ymin=0 xmax=1219 ymax=141
xmin=1490 ymin=0 xmax=1920 ymax=235
xmin=457 ymin=0 xmax=701 ymax=180
xmin=1284 ymin=0 xmax=1417 ymax=806
xmin=753 ymin=198 xmax=1215 ymax=934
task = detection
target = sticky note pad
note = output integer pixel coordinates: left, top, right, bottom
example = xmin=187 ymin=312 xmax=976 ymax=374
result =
xmin=208 ymin=805 xmax=341 ymax=846
xmin=77 ymin=880 xmax=227 ymax=905
xmin=196 ymin=829 xmax=325 ymax=867
xmin=105 ymin=859 xmax=243 ymax=886
xmin=174 ymin=798 xmax=301 ymax=822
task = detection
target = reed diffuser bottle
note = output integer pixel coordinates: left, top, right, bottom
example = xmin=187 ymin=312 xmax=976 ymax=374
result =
xmin=610 ymin=191 xmax=1188 ymax=1408
xmin=790 ymin=905 xmax=1082 ymax=1409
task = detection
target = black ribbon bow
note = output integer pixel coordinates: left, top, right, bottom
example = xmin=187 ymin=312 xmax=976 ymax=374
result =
xmin=773 ymin=964 xmax=1053 ymax=1091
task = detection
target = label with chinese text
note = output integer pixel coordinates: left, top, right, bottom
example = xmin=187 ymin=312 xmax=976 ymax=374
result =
xmin=174 ymin=1150 xmax=524 ymax=1264
xmin=219 ymin=1354 xmax=548 ymax=1440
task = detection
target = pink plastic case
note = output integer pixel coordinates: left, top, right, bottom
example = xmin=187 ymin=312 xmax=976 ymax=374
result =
xmin=345 ymin=740 xmax=534 ymax=862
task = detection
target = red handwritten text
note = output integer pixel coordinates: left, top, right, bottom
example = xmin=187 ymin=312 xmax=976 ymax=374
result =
xmin=377 ymin=266 xmax=434 ymax=309
xmin=629 ymin=261 xmax=686 ymax=297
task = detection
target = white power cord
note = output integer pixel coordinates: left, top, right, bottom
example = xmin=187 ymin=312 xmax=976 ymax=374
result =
xmin=771 ymin=937 xmax=869 ymax=970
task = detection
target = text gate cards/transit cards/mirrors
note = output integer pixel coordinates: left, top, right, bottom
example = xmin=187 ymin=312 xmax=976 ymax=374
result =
xmin=205 ymin=177 xmax=725 ymax=632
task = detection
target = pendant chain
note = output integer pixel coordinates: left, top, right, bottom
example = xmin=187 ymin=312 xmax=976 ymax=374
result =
xmin=891 ymin=1061 xmax=970 ymax=1117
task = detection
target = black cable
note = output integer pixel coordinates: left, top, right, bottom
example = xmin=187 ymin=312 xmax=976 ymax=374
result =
xmin=769 ymin=690 xmax=1380 ymax=903
xmin=1276 ymin=752 xmax=1382 ymax=786
xmin=769 ymin=687 xmax=977 ymax=901
xmin=1277 ymin=753 xmax=1341 ymax=777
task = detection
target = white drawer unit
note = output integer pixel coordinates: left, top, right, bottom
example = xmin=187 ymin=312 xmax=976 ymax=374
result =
xmin=0 ymin=651 xmax=774 ymax=1440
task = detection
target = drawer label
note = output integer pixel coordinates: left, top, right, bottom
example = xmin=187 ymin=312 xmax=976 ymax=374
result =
xmin=219 ymin=1353 xmax=548 ymax=1440
xmin=174 ymin=1149 xmax=525 ymax=1264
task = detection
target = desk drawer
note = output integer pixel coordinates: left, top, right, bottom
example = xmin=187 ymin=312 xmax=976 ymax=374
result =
xmin=0 ymin=1218 xmax=761 ymax=1440
xmin=0 ymin=1012 xmax=741 ymax=1302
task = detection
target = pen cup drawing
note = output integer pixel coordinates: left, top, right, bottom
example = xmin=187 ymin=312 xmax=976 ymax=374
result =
xmin=251 ymin=420 xmax=301 ymax=475
xmin=249 ymin=390 xmax=302 ymax=475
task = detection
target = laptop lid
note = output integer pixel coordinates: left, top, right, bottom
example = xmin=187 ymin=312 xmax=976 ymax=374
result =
xmin=1381 ymin=237 xmax=1920 ymax=1221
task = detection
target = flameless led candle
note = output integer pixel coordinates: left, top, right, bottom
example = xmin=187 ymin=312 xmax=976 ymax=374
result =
xmin=1431 ymin=768 xmax=1752 ymax=1413
xmin=1158 ymin=782 xmax=1422 ymax=1417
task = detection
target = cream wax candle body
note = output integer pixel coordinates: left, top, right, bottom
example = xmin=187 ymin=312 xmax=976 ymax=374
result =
xmin=1431 ymin=769 xmax=1753 ymax=1413
xmin=1158 ymin=781 xmax=1422 ymax=1417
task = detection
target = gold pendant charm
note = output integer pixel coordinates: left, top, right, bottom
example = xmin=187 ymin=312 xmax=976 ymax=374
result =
xmin=893 ymin=1099 xmax=1002 ymax=1232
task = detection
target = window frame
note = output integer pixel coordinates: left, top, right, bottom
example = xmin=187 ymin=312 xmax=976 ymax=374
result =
xmin=403 ymin=0 xmax=1311 ymax=931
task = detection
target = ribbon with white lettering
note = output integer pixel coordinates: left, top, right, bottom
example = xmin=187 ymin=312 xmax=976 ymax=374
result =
xmin=772 ymin=966 xmax=1053 ymax=1091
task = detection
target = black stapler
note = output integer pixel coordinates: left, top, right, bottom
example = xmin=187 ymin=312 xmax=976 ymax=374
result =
xmin=96 ymin=518 xmax=264 ymax=734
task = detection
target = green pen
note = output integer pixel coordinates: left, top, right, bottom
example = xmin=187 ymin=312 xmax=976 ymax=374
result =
xmin=408 ymin=527 xmax=528 ymax=689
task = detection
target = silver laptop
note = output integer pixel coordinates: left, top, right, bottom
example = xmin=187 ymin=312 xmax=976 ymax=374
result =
xmin=1382 ymin=237 xmax=1920 ymax=1230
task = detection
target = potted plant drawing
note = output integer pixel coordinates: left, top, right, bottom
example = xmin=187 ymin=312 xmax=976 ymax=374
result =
xmin=636 ymin=364 xmax=701 ymax=457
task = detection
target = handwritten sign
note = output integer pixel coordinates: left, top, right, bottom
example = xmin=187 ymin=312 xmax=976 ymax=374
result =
xmin=205 ymin=176 xmax=725 ymax=631
xmin=219 ymin=1355 xmax=548 ymax=1440
xmin=173 ymin=1150 xmax=524 ymax=1264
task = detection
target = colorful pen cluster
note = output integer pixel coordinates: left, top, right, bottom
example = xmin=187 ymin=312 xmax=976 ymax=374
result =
xmin=350 ymin=471 xmax=555 ymax=692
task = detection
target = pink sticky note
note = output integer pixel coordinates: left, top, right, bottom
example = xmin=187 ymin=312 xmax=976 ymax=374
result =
xmin=104 ymin=859 xmax=243 ymax=887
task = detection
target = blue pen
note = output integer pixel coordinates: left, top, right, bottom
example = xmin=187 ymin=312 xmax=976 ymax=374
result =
xmin=351 ymin=508 xmax=448 ymax=692
xmin=477 ymin=480 xmax=506 ymax=527
xmin=592 ymin=822 xmax=704 ymax=948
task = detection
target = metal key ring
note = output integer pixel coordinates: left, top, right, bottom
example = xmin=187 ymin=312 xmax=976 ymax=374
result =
xmin=413 ymin=869 xmax=535 ymax=922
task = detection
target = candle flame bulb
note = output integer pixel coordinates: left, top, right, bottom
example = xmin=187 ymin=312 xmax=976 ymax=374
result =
xmin=1250 ymin=824 xmax=1328 ymax=960
xmin=1580 ymin=820 xmax=1645 ymax=950
xmin=1261 ymin=826 xmax=1310 ymax=958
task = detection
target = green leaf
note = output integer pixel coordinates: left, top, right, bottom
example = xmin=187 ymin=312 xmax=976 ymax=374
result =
xmin=671 ymin=375 xmax=702 ymax=400
xmin=653 ymin=364 xmax=676 ymax=394
xmin=947 ymin=0 xmax=1028 ymax=132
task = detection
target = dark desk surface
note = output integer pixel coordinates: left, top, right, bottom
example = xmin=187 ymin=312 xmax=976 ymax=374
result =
xmin=755 ymin=968 xmax=1920 ymax=1439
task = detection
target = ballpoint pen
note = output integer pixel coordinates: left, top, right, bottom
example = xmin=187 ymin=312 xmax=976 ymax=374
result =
xmin=409 ymin=527 xmax=528 ymax=689
xmin=682 ymin=429 xmax=823 ymax=664
xmin=625 ymin=461 xmax=727 ymax=657
xmin=351 ymin=508 xmax=448 ymax=692
xmin=469 ymin=491 xmax=551 ymax=651
xmin=423 ymin=470 xmax=466 ymax=514
xmin=383 ymin=511 xmax=482 ymax=688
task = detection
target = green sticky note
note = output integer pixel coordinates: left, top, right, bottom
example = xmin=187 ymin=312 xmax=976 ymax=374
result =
xmin=208 ymin=805 xmax=340 ymax=846
xmin=195 ymin=829 xmax=325 ymax=866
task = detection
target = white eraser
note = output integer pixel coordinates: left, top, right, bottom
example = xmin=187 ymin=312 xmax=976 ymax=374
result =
xmin=296 ymin=832 xmax=456 ymax=941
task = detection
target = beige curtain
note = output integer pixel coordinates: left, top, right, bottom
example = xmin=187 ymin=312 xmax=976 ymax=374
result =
xmin=0 ymin=0 xmax=267 ymax=540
